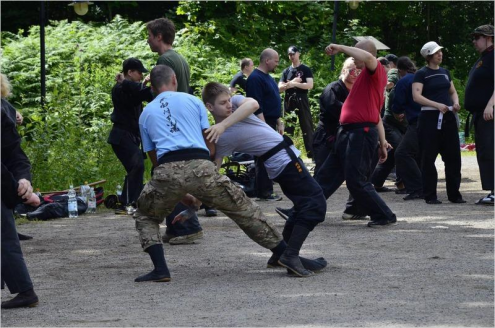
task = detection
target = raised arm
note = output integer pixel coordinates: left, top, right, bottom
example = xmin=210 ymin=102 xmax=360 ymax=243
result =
xmin=325 ymin=44 xmax=377 ymax=72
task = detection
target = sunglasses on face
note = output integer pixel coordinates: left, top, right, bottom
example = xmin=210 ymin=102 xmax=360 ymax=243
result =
xmin=473 ymin=35 xmax=484 ymax=41
xmin=348 ymin=68 xmax=361 ymax=76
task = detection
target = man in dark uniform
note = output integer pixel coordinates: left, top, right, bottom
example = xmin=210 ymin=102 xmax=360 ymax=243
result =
xmin=464 ymin=24 xmax=494 ymax=205
xmin=109 ymin=58 xmax=153 ymax=212
xmin=1 ymin=107 xmax=40 ymax=309
xmin=279 ymin=46 xmax=315 ymax=158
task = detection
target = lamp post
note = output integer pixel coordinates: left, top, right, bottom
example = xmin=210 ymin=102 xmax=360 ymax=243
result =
xmin=40 ymin=1 xmax=46 ymax=107
xmin=68 ymin=1 xmax=93 ymax=16
xmin=331 ymin=0 xmax=340 ymax=71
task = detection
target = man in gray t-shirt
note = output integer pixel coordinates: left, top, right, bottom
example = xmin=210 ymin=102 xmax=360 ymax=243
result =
xmin=203 ymin=83 xmax=327 ymax=277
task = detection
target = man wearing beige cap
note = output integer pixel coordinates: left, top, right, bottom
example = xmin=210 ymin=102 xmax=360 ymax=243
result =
xmin=464 ymin=24 xmax=494 ymax=205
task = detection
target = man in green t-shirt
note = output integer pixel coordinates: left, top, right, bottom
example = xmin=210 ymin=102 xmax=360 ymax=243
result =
xmin=146 ymin=18 xmax=191 ymax=93
xmin=145 ymin=18 xmax=205 ymax=244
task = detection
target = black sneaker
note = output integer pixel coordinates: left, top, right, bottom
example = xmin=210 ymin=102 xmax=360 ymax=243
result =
xmin=403 ymin=191 xmax=424 ymax=201
xmin=367 ymin=217 xmax=397 ymax=228
xmin=205 ymin=208 xmax=218 ymax=217
xmin=342 ymin=212 xmax=369 ymax=220
xmin=1 ymin=290 xmax=39 ymax=309
xmin=275 ymin=207 xmax=291 ymax=221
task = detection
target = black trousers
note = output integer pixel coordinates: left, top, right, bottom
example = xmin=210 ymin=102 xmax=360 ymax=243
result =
xmin=315 ymin=125 xmax=396 ymax=222
xmin=312 ymin=124 xmax=333 ymax=177
xmin=370 ymin=121 xmax=403 ymax=188
xmin=395 ymin=121 xmax=423 ymax=193
xmin=1 ymin=202 xmax=33 ymax=294
xmin=284 ymin=94 xmax=314 ymax=158
xmin=110 ymin=130 xmax=145 ymax=206
xmin=254 ymin=117 xmax=278 ymax=198
xmin=418 ymin=111 xmax=462 ymax=202
xmin=474 ymin=113 xmax=494 ymax=191
xmin=273 ymin=158 xmax=326 ymax=231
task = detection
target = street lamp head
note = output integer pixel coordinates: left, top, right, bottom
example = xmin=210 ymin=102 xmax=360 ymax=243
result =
xmin=69 ymin=1 xmax=93 ymax=16
xmin=347 ymin=0 xmax=360 ymax=10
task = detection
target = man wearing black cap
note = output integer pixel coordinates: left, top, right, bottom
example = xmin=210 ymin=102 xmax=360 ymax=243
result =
xmin=465 ymin=24 xmax=494 ymax=205
xmin=279 ymin=46 xmax=315 ymax=158
xmin=109 ymin=58 xmax=153 ymax=213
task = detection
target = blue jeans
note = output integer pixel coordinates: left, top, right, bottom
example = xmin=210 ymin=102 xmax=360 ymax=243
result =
xmin=315 ymin=125 xmax=396 ymax=222
xmin=165 ymin=202 xmax=202 ymax=237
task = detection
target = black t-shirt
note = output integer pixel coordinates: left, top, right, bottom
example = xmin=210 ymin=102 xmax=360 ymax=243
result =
xmin=279 ymin=64 xmax=313 ymax=95
xmin=318 ymin=79 xmax=349 ymax=136
xmin=464 ymin=46 xmax=494 ymax=113
xmin=413 ymin=66 xmax=453 ymax=106
xmin=110 ymin=80 xmax=153 ymax=137
xmin=229 ymin=71 xmax=247 ymax=93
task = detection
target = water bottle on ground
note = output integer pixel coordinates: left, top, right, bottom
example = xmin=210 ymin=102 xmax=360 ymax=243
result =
xmin=116 ymin=183 xmax=123 ymax=206
xmin=80 ymin=181 xmax=91 ymax=204
xmin=87 ymin=187 xmax=97 ymax=214
xmin=68 ymin=184 xmax=78 ymax=218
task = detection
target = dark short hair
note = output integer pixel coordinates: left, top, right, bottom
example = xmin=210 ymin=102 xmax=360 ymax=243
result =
xmin=146 ymin=18 xmax=176 ymax=45
xmin=397 ymin=56 xmax=417 ymax=73
xmin=385 ymin=54 xmax=398 ymax=64
xmin=150 ymin=65 xmax=175 ymax=90
xmin=240 ymin=58 xmax=252 ymax=70
xmin=202 ymin=82 xmax=230 ymax=105
xmin=377 ymin=57 xmax=390 ymax=67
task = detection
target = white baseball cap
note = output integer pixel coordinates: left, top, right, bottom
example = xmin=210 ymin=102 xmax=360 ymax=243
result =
xmin=420 ymin=41 xmax=443 ymax=58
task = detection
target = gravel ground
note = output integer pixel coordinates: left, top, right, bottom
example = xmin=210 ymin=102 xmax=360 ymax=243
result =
xmin=2 ymin=155 xmax=493 ymax=327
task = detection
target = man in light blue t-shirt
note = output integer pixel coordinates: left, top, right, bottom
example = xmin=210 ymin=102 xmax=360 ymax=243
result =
xmin=133 ymin=65 xmax=286 ymax=283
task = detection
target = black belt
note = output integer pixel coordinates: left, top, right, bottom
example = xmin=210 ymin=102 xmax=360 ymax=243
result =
xmin=158 ymin=148 xmax=210 ymax=165
xmin=340 ymin=122 xmax=376 ymax=131
xmin=259 ymin=135 xmax=304 ymax=175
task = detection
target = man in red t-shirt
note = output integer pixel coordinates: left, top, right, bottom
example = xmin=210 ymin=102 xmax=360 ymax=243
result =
xmin=315 ymin=40 xmax=397 ymax=227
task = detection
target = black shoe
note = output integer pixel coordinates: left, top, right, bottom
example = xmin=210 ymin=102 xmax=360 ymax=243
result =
xmin=18 ymin=233 xmax=33 ymax=240
xmin=375 ymin=186 xmax=395 ymax=193
xmin=1 ymin=290 xmax=39 ymax=309
xmin=257 ymin=193 xmax=282 ymax=201
xmin=395 ymin=189 xmax=408 ymax=195
xmin=275 ymin=207 xmax=291 ymax=221
xmin=134 ymin=270 xmax=171 ymax=282
xmin=205 ymin=208 xmax=218 ymax=217
xmin=449 ymin=198 xmax=466 ymax=204
xmin=426 ymin=199 xmax=442 ymax=204
xmin=403 ymin=191 xmax=424 ymax=201
xmin=367 ymin=217 xmax=397 ymax=228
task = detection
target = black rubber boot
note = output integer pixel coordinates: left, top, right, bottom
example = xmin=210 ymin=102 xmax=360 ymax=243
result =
xmin=268 ymin=254 xmax=327 ymax=272
xmin=278 ymin=226 xmax=313 ymax=277
xmin=135 ymin=244 xmax=171 ymax=282
xmin=1 ymin=289 xmax=39 ymax=309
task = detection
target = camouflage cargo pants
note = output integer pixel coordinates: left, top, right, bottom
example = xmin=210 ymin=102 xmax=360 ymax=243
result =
xmin=134 ymin=159 xmax=282 ymax=251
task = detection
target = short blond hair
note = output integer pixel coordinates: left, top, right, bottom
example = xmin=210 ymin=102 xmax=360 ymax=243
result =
xmin=1 ymin=74 xmax=12 ymax=98
xmin=339 ymin=57 xmax=355 ymax=80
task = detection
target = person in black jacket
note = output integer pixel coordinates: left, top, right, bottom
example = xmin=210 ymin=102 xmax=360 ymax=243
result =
xmin=109 ymin=58 xmax=153 ymax=212
xmin=1 ymin=106 xmax=40 ymax=309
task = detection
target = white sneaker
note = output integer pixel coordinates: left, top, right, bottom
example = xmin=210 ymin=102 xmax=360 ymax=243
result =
xmin=475 ymin=193 xmax=494 ymax=205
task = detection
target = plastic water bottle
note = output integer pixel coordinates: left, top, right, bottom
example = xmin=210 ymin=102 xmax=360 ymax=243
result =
xmin=80 ymin=181 xmax=91 ymax=204
xmin=68 ymin=184 xmax=78 ymax=218
xmin=87 ymin=187 xmax=97 ymax=214
xmin=116 ymin=183 xmax=123 ymax=205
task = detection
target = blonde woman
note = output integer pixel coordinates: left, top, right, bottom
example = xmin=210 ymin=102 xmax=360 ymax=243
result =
xmin=1 ymin=74 xmax=23 ymax=125
xmin=312 ymin=57 xmax=360 ymax=175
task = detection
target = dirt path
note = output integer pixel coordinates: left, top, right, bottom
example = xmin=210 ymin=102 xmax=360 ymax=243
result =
xmin=2 ymin=155 xmax=493 ymax=327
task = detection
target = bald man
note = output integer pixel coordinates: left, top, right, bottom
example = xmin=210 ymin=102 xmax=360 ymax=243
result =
xmin=246 ymin=48 xmax=283 ymax=201
xmin=315 ymin=41 xmax=397 ymax=227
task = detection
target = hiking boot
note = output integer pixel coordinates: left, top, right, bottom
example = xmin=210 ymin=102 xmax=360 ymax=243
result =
xmin=403 ymin=191 xmax=424 ymax=201
xmin=168 ymin=231 xmax=204 ymax=245
xmin=134 ymin=270 xmax=171 ymax=283
xmin=162 ymin=233 xmax=176 ymax=244
xmin=342 ymin=212 xmax=369 ymax=220
xmin=475 ymin=193 xmax=494 ymax=205
xmin=1 ymin=289 xmax=39 ymax=309
xmin=275 ymin=207 xmax=291 ymax=221
xmin=257 ymin=193 xmax=282 ymax=201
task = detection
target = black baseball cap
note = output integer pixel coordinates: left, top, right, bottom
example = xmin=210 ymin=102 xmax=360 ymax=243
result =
xmin=288 ymin=46 xmax=300 ymax=54
xmin=385 ymin=54 xmax=398 ymax=64
xmin=122 ymin=58 xmax=148 ymax=73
